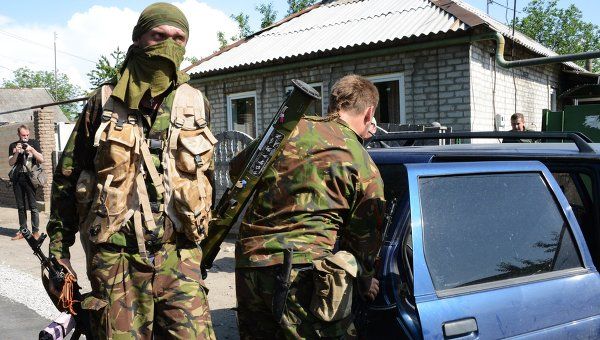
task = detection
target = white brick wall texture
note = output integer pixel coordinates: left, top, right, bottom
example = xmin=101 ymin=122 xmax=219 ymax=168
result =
xmin=192 ymin=42 xmax=561 ymax=135
xmin=469 ymin=41 xmax=559 ymax=134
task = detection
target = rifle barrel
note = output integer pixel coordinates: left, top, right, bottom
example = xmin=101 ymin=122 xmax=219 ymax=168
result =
xmin=0 ymin=97 xmax=89 ymax=115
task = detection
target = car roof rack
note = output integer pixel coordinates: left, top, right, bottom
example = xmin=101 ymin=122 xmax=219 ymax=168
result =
xmin=368 ymin=131 xmax=596 ymax=154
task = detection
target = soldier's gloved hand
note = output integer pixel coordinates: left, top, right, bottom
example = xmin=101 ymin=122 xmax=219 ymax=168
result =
xmin=357 ymin=276 xmax=379 ymax=302
xmin=49 ymin=258 xmax=78 ymax=298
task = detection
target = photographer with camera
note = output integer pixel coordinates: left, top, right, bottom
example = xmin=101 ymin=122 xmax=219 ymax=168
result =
xmin=8 ymin=125 xmax=43 ymax=240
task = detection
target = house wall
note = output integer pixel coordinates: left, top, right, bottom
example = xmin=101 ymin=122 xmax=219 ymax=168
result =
xmin=193 ymin=42 xmax=563 ymax=136
xmin=469 ymin=41 xmax=560 ymax=133
xmin=192 ymin=44 xmax=474 ymax=134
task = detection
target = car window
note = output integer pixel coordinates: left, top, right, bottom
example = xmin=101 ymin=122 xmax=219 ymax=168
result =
xmin=419 ymin=172 xmax=583 ymax=292
xmin=552 ymin=171 xmax=598 ymax=268
xmin=378 ymin=164 xmax=409 ymax=242
xmin=553 ymin=172 xmax=592 ymax=207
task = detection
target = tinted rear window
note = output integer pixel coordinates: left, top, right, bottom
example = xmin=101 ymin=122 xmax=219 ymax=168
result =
xmin=419 ymin=172 xmax=583 ymax=291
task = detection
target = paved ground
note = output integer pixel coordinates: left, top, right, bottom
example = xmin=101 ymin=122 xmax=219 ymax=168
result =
xmin=0 ymin=206 xmax=239 ymax=339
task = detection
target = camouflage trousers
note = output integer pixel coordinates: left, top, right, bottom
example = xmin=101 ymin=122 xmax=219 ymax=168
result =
xmin=236 ymin=266 xmax=354 ymax=339
xmin=82 ymin=243 xmax=215 ymax=339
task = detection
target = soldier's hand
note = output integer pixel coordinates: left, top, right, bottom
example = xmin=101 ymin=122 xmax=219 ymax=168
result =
xmin=357 ymin=276 xmax=379 ymax=302
xmin=49 ymin=258 xmax=78 ymax=297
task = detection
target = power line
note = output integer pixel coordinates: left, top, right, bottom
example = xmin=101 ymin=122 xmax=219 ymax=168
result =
xmin=0 ymin=53 xmax=55 ymax=70
xmin=0 ymin=29 xmax=96 ymax=64
xmin=488 ymin=0 xmax=521 ymax=14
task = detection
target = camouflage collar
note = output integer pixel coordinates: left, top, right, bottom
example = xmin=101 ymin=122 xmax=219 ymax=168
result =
xmin=334 ymin=116 xmax=364 ymax=144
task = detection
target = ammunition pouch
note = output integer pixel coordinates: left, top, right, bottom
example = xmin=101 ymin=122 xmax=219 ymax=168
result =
xmin=81 ymin=83 xmax=215 ymax=258
xmin=310 ymin=251 xmax=358 ymax=322
xmin=91 ymin=119 xmax=139 ymax=244
xmin=164 ymin=84 xmax=217 ymax=243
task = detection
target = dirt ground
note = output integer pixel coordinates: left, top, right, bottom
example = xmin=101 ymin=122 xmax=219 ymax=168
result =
xmin=0 ymin=206 xmax=239 ymax=339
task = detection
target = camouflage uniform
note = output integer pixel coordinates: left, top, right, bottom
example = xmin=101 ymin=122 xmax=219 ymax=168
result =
xmin=47 ymin=86 xmax=215 ymax=339
xmin=234 ymin=115 xmax=385 ymax=339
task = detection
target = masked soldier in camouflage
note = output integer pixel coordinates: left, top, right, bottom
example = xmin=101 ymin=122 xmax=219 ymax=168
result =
xmin=233 ymin=74 xmax=386 ymax=339
xmin=47 ymin=3 xmax=216 ymax=339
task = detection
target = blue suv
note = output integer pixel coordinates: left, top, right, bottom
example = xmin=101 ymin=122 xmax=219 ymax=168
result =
xmin=365 ymin=132 xmax=600 ymax=339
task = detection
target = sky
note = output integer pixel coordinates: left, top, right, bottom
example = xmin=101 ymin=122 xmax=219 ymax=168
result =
xmin=1 ymin=0 xmax=599 ymax=93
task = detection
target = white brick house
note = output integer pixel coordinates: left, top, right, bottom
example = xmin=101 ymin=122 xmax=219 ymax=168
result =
xmin=188 ymin=0 xmax=593 ymax=136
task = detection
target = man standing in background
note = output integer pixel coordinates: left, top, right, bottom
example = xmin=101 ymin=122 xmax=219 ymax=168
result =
xmin=8 ymin=125 xmax=43 ymax=240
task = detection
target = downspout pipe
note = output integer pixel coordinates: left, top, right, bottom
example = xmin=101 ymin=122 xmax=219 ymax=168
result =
xmin=471 ymin=32 xmax=600 ymax=69
xmin=192 ymin=31 xmax=600 ymax=83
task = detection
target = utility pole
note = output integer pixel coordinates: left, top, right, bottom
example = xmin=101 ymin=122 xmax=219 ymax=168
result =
xmin=487 ymin=0 xmax=492 ymax=15
xmin=53 ymin=32 xmax=57 ymax=100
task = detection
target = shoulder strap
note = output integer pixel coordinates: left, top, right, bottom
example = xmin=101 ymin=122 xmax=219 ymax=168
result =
xmin=172 ymin=83 xmax=206 ymax=129
xmin=93 ymin=85 xmax=116 ymax=147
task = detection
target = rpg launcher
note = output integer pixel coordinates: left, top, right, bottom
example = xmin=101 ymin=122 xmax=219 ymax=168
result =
xmin=20 ymin=227 xmax=91 ymax=340
xmin=200 ymin=79 xmax=321 ymax=278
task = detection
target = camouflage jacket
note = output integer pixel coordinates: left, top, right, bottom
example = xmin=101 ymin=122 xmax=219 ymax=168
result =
xmin=234 ymin=116 xmax=385 ymax=277
xmin=47 ymin=86 xmax=212 ymax=260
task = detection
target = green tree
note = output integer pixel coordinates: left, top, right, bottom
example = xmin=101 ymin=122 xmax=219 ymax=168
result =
xmin=257 ymin=2 xmax=278 ymax=28
xmin=231 ymin=12 xmax=252 ymax=40
xmin=216 ymin=31 xmax=228 ymax=49
xmin=215 ymin=0 xmax=315 ymax=49
xmin=287 ymin=0 xmax=316 ymax=15
xmin=87 ymin=47 xmax=125 ymax=88
xmin=185 ymin=56 xmax=200 ymax=64
xmin=514 ymin=0 xmax=600 ymax=71
xmin=2 ymin=67 xmax=82 ymax=119
xmin=216 ymin=12 xmax=252 ymax=49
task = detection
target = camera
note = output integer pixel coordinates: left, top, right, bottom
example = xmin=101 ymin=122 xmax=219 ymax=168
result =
xmin=22 ymin=143 xmax=29 ymax=149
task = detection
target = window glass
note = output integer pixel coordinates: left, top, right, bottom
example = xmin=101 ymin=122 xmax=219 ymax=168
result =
xmin=419 ymin=172 xmax=583 ymax=291
xmin=230 ymin=96 xmax=256 ymax=137
xmin=377 ymin=164 xmax=409 ymax=242
xmin=552 ymin=171 xmax=597 ymax=267
xmin=373 ymin=80 xmax=400 ymax=124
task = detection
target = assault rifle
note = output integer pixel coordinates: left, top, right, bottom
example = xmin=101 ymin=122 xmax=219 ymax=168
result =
xmin=200 ymin=79 xmax=321 ymax=277
xmin=20 ymin=227 xmax=91 ymax=339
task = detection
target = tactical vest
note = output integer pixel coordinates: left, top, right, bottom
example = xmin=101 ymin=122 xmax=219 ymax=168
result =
xmin=77 ymin=83 xmax=216 ymax=260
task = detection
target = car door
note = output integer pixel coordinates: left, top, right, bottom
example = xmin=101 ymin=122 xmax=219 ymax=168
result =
xmin=407 ymin=161 xmax=600 ymax=339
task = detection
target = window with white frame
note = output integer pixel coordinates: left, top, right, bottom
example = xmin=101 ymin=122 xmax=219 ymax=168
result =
xmin=227 ymin=91 xmax=257 ymax=137
xmin=285 ymin=82 xmax=324 ymax=116
xmin=367 ymin=73 xmax=406 ymax=124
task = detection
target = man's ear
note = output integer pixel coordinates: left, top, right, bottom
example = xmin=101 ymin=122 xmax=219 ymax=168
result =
xmin=364 ymin=106 xmax=374 ymax=125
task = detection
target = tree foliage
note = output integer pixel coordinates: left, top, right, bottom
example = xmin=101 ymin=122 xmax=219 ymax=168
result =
xmin=287 ymin=0 xmax=316 ymax=15
xmin=514 ymin=0 xmax=600 ymax=72
xmin=257 ymin=2 xmax=278 ymax=29
xmin=2 ymin=67 xmax=82 ymax=120
xmin=87 ymin=47 xmax=126 ymax=89
xmin=217 ymin=31 xmax=229 ymax=49
xmin=231 ymin=12 xmax=252 ymax=40
xmin=215 ymin=0 xmax=316 ymax=49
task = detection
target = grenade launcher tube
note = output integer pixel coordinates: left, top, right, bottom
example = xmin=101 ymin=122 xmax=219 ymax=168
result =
xmin=201 ymin=80 xmax=321 ymax=272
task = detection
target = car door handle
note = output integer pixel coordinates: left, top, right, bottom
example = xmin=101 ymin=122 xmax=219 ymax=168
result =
xmin=443 ymin=317 xmax=478 ymax=338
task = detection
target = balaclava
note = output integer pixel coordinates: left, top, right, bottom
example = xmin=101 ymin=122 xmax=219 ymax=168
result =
xmin=112 ymin=2 xmax=190 ymax=110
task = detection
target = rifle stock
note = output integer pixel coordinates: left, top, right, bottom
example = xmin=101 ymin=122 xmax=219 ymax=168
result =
xmin=201 ymin=80 xmax=320 ymax=274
